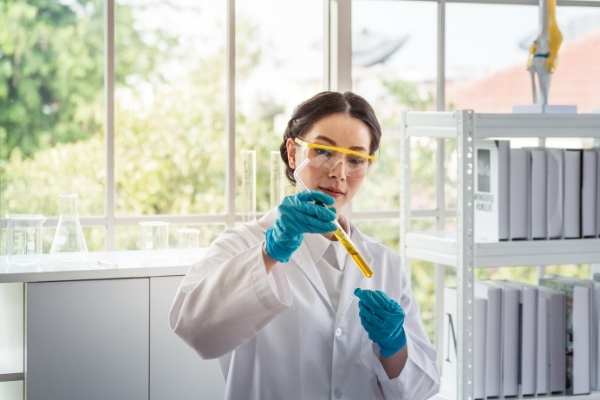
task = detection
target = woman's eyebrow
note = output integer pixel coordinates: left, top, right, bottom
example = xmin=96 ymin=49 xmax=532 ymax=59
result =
xmin=314 ymin=135 xmax=368 ymax=152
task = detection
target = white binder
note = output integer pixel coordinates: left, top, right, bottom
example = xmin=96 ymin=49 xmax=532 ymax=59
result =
xmin=582 ymin=150 xmax=597 ymax=237
xmin=563 ymin=149 xmax=582 ymax=238
xmin=510 ymin=148 xmax=530 ymax=240
xmin=546 ymin=149 xmax=564 ymax=239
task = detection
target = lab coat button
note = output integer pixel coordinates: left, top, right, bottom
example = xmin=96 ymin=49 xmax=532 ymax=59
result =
xmin=335 ymin=328 xmax=342 ymax=337
xmin=334 ymin=388 xmax=342 ymax=398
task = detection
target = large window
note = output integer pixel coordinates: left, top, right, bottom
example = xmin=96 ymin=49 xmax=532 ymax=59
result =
xmin=352 ymin=0 xmax=436 ymax=213
xmin=2 ymin=0 xmax=600 ymax=345
xmin=1 ymin=0 xmax=106 ymax=250
xmin=235 ymin=0 xmax=323 ymax=215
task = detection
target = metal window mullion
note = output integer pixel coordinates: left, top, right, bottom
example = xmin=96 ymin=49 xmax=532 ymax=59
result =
xmin=324 ymin=0 xmax=332 ymax=90
xmin=436 ymin=0 xmax=446 ymax=112
xmin=105 ymin=0 xmax=115 ymax=251
xmin=329 ymin=0 xmax=352 ymax=92
xmin=226 ymin=0 xmax=236 ymax=227
xmin=456 ymin=110 xmax=475 ymax=400
xmin=434 ymin=0 xmax=447 ymax=370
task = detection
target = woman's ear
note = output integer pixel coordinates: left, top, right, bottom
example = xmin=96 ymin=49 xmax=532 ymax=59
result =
xmin=286 ymin=138 xmax=296 ymax=169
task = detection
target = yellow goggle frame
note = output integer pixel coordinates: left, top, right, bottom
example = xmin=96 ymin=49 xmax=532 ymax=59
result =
xmin=294 ymin=138 xmax=375 ymax=162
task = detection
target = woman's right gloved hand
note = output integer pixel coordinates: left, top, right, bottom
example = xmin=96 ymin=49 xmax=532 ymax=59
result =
xmin=264 ymin=190 xmax=337 ymax=263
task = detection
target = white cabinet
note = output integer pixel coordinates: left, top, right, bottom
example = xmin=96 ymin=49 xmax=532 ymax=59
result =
xmin=26 ymin=279 xmax=149 ymax=400
xmin=22 ymin=276 xmax=225 ymax=400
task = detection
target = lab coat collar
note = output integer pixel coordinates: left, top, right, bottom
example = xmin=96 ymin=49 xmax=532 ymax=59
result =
xmin=257 ymin=209 xmax=376 ymax=319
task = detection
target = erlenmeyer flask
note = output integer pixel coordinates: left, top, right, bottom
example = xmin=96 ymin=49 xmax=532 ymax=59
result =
xmin=50 ymin=193 xmax=88 ymax=254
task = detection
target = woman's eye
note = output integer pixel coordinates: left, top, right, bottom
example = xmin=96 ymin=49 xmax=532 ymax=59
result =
xmin=315 ymin=148 xmax=333 ymax=157
xmin=349 ymin=157 xmax=366 ymax=166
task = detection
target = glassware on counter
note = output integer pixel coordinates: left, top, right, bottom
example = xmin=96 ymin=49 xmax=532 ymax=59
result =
xmin=176 ymin=228 xmax=201 ymax=249
xmin=50 ymin=193 xmax=88 ymax=254
xmin=6 ymin=214 xmax=46 ymax=265
xmin=139 ymin=221 xmax=170 ymax=250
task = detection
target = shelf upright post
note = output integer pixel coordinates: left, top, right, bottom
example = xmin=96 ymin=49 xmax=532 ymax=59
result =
xmin=456 ymin=110 xmax=475 ymax=400
xmin=593 ymin=136 xmax=600 ymax=279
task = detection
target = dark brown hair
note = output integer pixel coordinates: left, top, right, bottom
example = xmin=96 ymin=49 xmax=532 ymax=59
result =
xmin=280 ymin=91 xmax=382 ymax=184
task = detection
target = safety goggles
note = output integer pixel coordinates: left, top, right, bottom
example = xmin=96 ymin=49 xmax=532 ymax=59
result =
xmin=294 ymin=137 xmax=375 ymax=178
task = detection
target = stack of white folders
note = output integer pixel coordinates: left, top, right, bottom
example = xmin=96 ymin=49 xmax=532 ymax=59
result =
xmin=441 ymin=280 xmax=597 ymax=398
xmin=474 ymin=142 xmax=600 ymax=242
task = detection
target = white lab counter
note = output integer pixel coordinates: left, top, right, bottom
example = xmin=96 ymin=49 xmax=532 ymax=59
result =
xmin=0 ymin=249 xmax=226 ymax=400
xmin=0 ymin=249 xmax=206 ymax=283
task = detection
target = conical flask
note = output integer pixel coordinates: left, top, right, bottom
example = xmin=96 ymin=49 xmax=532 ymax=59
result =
xmin=50 ymin=193 xmax=88 ymax=254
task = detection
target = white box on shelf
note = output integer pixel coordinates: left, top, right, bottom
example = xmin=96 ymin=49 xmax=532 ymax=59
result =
xmin=474 ymin=140 xmax=510 ymax=242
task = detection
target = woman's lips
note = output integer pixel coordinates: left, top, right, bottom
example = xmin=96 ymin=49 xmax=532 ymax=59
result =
xmin=319 ymin=187 xmax=345 ymax=198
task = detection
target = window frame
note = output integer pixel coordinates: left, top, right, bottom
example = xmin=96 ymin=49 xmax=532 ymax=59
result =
xmin=21 ymin=0 xmax=600 ymax=250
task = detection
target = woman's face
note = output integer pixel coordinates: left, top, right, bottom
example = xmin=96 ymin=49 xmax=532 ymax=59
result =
xmin=286 ymin=112 xmax=372 ymax=212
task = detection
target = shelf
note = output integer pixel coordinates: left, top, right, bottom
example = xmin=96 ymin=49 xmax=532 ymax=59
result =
xmin=403 ymin=112 xmax=600 ymax=139
xmin=405 ymin=232 xmax=600 ymax=267
xmin=0 ymin=372 xmax=23 ymax=383
xmin=433 ymin=391 xmax=600 ymax=400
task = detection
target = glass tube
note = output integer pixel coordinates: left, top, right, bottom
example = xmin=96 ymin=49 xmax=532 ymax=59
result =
xmin=240 ymin=150 xmax=256 ymax=222
xmin=270 ymin=151 xmax=286 ymax=209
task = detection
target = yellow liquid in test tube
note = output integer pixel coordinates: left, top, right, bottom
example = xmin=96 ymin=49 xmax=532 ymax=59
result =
xmin=333 ymin=226 xmax=373 ymax=279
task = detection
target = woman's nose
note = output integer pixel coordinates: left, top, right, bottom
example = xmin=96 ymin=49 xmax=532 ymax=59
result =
xmin=328 ymin=158 xmax=347 ymax=180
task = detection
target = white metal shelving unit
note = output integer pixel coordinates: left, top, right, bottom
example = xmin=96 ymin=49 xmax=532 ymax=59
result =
xmin=399 ymin=111 xmax=600 ymax=400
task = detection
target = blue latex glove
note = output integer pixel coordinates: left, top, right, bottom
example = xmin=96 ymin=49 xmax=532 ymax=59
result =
xmin=354 ymin=288 xmax=407 ymax=358
xmin=265 ymin=190 xmax=337 ymax=263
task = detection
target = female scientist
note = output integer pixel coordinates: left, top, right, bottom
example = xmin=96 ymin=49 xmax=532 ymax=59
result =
xmin=169 ymin=91 xmax=440 ymax=399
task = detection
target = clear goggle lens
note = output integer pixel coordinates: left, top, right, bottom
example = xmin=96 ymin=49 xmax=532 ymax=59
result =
xmin=294 ymin=138 xmax=374 ymax=178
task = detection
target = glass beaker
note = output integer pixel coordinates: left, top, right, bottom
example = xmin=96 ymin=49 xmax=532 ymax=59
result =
xmin=6 ymin=214 xmax=46 ymax=265
xmin=176 ymin=228 xmax=200 ymax=249
xmin=139 ymin=221 xmax=170 ymax=250
xmin=50 ymin=193 xmax=88 ymax=254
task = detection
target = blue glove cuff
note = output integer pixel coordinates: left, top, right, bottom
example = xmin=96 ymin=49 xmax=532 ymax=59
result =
xmin=379 ymin=328 xmax=407 ymax=358
xmin=264 ymin=227 xmax=301 ymax=263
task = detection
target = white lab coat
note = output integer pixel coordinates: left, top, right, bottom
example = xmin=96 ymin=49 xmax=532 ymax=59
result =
xmin=169 ymin=209 xmax=440 ymax=400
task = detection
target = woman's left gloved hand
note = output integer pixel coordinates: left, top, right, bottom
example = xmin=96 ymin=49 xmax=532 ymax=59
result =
xmin=354 ymin=288 xmax=407 ymax=358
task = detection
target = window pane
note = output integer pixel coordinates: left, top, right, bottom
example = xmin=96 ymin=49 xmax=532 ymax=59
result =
xmin=115 ymin=1 xmax=226 ymax=215
xmin=447 ymin=3 xmax=600 ymax=112
xmin=236 ymin=0 xmax=324 ymax=215
xmin=1 ymin=1 xmax=105 ymax=217
xmin=352 ymin=0 xmax=436 ymax=212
